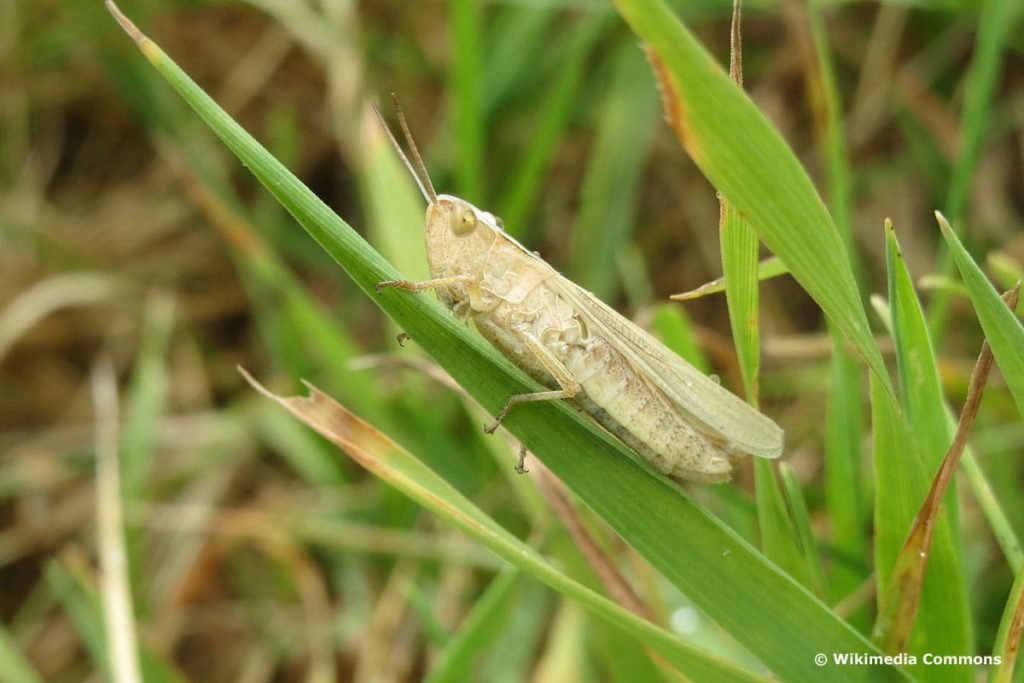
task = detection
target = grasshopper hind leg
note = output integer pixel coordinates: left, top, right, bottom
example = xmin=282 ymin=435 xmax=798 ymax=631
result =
xmin=483 ymin=328 xmax=581 ymax=434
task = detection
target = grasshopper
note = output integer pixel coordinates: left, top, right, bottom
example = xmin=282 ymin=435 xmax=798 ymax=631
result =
xmin=373 ymin=100 xmax=783 ymax=483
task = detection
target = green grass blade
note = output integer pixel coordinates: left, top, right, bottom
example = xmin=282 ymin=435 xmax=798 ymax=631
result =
xmin=876 ymin=223 xmax=970 ymax=671
xmin=670 ymin=256 xmax=788 ymax=301
xmin=0 ymin=624 xmax=45 ymax=683
xmin=45 ymin=560 xmax=187 ymax=683
xmin=497 ymin=13 xmax=607 ymax=237
xmin=569 ymin=41 xmax=659 ymax=301
xmin=612 ymin=0 xmax=888 ymax=391
xmin=425 ymin=569 xmax=522 ymax=683
xmin=938 ymin=214 xmax=1024 ymax=418
xmin=823 ymin=329 xmax=869 ymax=614
xmin=107 ymin=7 xmax=911 ymax=679
xmin=721 ymin=203 xmax=761 ymax=403
xmin=929 ymin=0 xmax=1019 ymax=338
xmin=248 ymin=376 xmax=764 ymax=683
xmin=448 ymin=0 xmax=486 ymax=203
xmin=870 ymin=376 xmax=971 ymax=681
xmin=943 ymin=0 xmax=1018 ymax=227
xmin=781 ymin=463 xmax=828 ymax=599
xmin=991 ymin=564 xmax=1024 ymax=683
xmin=651 ymin=303 xmax=710 ymax=374
xmin=720 ymin=194 xmax=804 ymax=584
xmin=885 ymin=222 xmax=953 ymax=465
xmin=120 ymin=292 xmax=175 ymax=495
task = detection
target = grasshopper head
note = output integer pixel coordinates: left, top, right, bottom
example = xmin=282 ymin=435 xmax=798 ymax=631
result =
xmin=428 ymin=195 xmax=505 ymax=238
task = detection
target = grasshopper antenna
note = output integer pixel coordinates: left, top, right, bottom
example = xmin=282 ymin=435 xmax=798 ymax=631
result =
xmin=371 ymin=101 xmax=434 ymax=204
xmin=390 ymin=94 xmax=437 ymax=203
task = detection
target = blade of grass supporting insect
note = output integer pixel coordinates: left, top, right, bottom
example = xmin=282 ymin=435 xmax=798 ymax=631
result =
xmin=670 ymin=257 xmax=788 ymax=301
xmin=244 ymin=374 xmax=765 ymax=683
xmin=108 ymin=9 xmax=911 ymax=678
xmin=612 ymin=0 xmax=889 ymax=392
xmin=497 ymin=12 xmax=608 ymax=237
xmin=0 ymin=624 xmax=45 ymax=683
xmin=569 ymin=40 xmax=659 ymax=301
xmin=991 ymin=564 xmax=1024 ymax=683
xmin=938 ymin=214 xmax=1024 ymax=417
xmin=448 ymin=0 xmax=485 ymax=203
xmin=929 ymin=0 xmax=1018 ymax=339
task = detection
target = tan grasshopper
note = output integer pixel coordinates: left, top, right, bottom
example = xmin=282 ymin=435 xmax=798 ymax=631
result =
xmin=373 ymin=101 xmax=783 ymax=483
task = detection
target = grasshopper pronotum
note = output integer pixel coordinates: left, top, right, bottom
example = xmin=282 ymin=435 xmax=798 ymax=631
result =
xmin=374 ymin=100 xmax=783 ymax=483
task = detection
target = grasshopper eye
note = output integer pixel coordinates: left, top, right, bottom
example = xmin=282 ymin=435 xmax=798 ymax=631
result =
xmin=452 ymin=207 xmax=478 ymax=236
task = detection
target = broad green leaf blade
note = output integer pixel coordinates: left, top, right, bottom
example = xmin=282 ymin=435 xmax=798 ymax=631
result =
xmin=612 ymin=0 xmax=889 ymax=391
xmin=108 ymin=7 xmax=909 ymax=680
xmin=245 ymin=374 xmax=764 ymax=683
xmin=939 ymin=214 xmax=1024 ymax=418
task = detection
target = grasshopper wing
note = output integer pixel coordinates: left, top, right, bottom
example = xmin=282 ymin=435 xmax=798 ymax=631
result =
xmin=553 ymin=278 xmax=784 ymax=459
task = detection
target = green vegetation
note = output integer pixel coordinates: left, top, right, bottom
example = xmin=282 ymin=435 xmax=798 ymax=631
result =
xmin=1 ymin=0 xmax=1021 ymax=681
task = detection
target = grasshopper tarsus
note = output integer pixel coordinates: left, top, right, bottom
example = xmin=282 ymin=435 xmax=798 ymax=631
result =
xmin=515 ymin=445 xmax=529 ymax=474
xmin=484 ymin=400 xmax=514 ymax=434
xmin=396 ymin=332 xmax=410 ymax=347
xmin=375 ymin=280 xmax=398 ymax=295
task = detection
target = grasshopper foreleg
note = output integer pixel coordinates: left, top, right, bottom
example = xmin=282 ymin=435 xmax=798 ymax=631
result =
xmin=375 ymin=274 xmax=472 ymax=294
xmin=484 ymin=329 xmax=581 ymax=434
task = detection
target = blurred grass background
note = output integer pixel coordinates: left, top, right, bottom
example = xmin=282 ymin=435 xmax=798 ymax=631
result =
xmin=1 ymin=0 xmax=1022 ymax=680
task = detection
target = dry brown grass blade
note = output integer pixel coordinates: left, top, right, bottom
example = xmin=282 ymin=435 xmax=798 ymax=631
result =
xmin=872 ymin=284 xmax=1021 ymax=654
